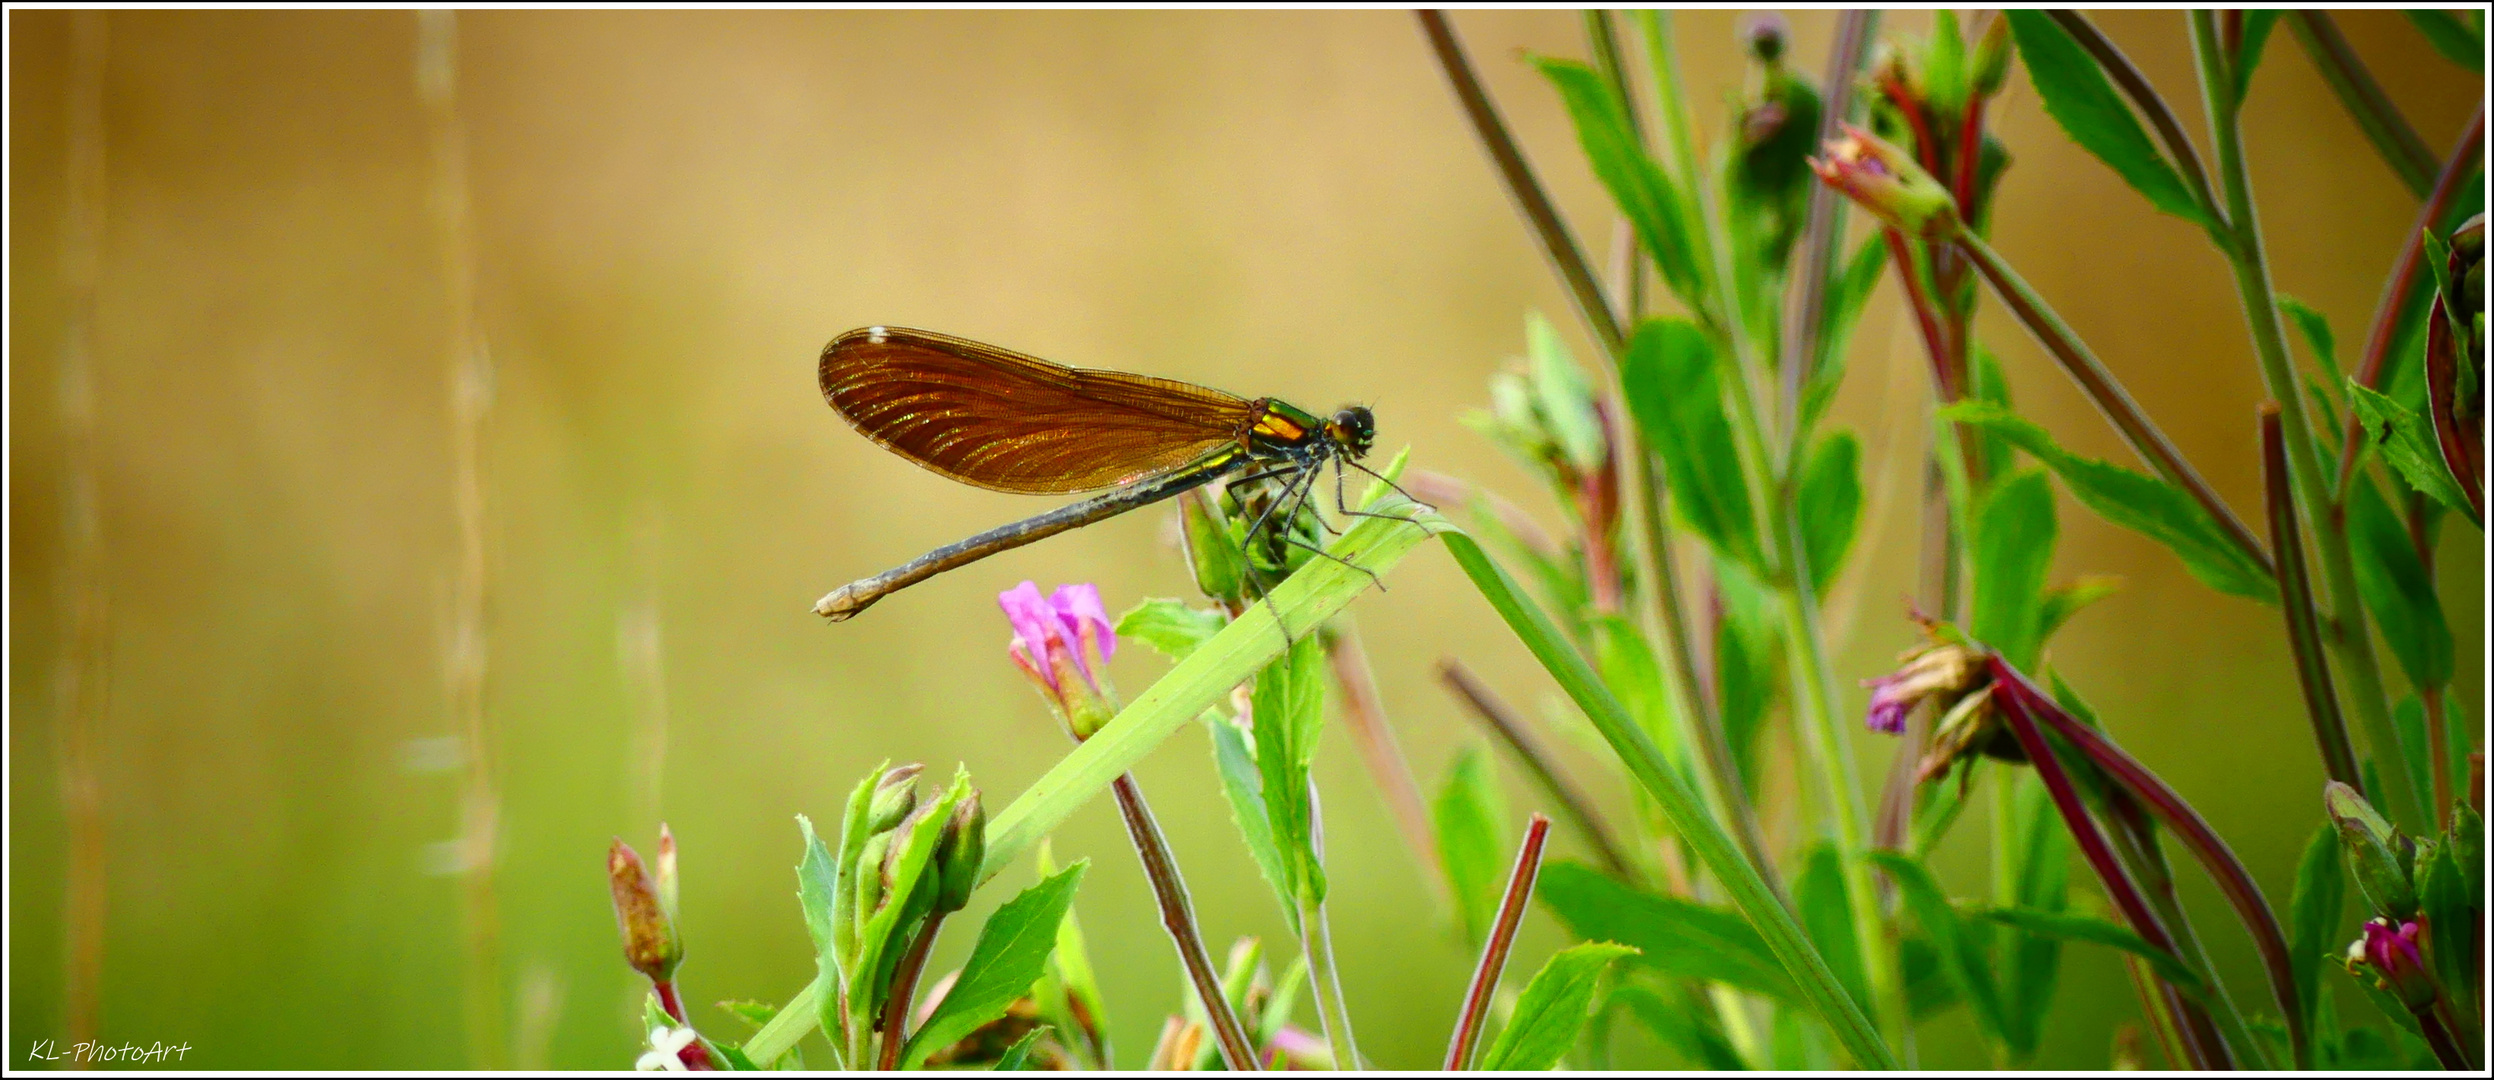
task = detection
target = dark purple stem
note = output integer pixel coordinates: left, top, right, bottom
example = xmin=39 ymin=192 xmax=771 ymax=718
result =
xmin=1445 ymin=815 xmax=1551 ymax=1071
xmin=1991 ymin=658 xmax=2307 ymax=1069
xmin=1109 ymin=773 xmax=1260 ymax=1070
xmin=2414 ymin=1005 xmax=2471 ymax=1070
xmin=2263 ymin=405 xmax=2364 ymax=792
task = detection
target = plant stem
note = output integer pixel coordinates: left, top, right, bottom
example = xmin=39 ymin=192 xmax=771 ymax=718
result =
xmin=2262 ymin=405 xmax=2364 ymax=791
xmin=1296 ymin=885 xmax=1360 ymax=1070
xmin=877 ymin=912 xmax=945 ymax=1070
xmin=2335 ymin=108 xmax=2485 ymax=493
xmin=2192 ymin=11 xmax=2424 ymax=835
xmin=1324 ymin=626 xmax=1439 ymax=889
xmin=1438 ymin=660 xmax=1633 ymax=877
xmin=1416 ymin=10 xmax=1623 ymax=355
xmin=1444 ymin=815 xmax=1551 ymax=1070
xmin=2415 ymin=1004 xmax=2473 ymax=1070
xmin=1782 ymin=10 xmax=1878 ymax=437
xmin=1954 ymin=231 xmax=2274 ymax=577
xmin=650 ymin=980 xmax=718 ymax=1070
xmin=2288 ymin=11 xmax=2437 ymax=198
xmin=1110 ymin=774 xmax=1260 ymax=1070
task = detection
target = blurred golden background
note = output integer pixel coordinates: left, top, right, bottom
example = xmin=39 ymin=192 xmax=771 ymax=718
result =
xmin=8 ymin=8 xmax=2480 ymax=1069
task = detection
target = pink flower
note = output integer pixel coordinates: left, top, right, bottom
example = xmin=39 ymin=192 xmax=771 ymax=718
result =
xmin=1000 ymin=582 xmax=1119 ymax=739
xmin=2357 ymin=917 xmax=2437 ymax=1008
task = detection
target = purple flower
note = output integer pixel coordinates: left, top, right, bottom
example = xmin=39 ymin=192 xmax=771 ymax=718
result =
xmin=1000 ymin=582 xmax=1119 ymax=740
xmin=1859 ymin=637 xmax=1980 ymax=735
xmin=2356 ymin=917 xmax=2438 ymax=1008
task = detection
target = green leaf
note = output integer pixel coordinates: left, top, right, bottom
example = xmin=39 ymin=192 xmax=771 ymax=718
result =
xmin=1941 ymin=401 xmax=2276 ymax=602
xmin=1433 ymin=745 xmax=1510 ymax=947
xmin=1254 ymin=634 xmax=1328 ymax=902
xmin=1208 ymin=714 xmax=1298 ymax=935
xmin=1032 ymin=840 xmax=1108 ymax=1069
xmin=1713 ymin=556 xmax=1781 ymax=799
xmin=1476 ymin=942 xmax=1639 ymax=1071
xmin=1527 ymin=311 xmax=1609 ymax=477
xmin=717 ymin=1000 xmax=779 ymax=1034
xmin=2004 ymin=11 xmax=2222 ymax=232
xmin=1967 ymin=906 xmax=2207 ymax=998
xmin=1537 ymin=861 xmax=1797 ymax=1002
xmin=1609 ymin=982 xmax=1747 ymax=1069
xmin=1623 ymin=318 xmax=1761 ymax=571
xmin=2036 ymin=575 xmax=2121 ymax=645
xmin=2345 ymin=477 xmax=2454 ymax=690
xmin=2234 ymin=11 xmax=2285 ymax=101
xmin=2349 ymin=382 xmax=2477 ymax=521
xmin=1869 ymin=850 xmax=2011 ymax=1045
xmin=2288 ymin=820 xmax=2344 ymax=1054
xmin=1793 ymin=842 xmax=1869 ymax=1010
xmin=1967 ymin=343 xmax=2017 ymax=482
xmin=1114 ymin=598 xmax=1227 ymax=663
xmin=2406 ymin=10 xmax=2484 ymax=71
xmin=1927 ymin=10 xmax=1970 ymax=119
xmin=993 ymin=1026 xmax=1052 ymax=1071
xmin=1969 ymin=469 xmax=2058 ymax=669
xmin=1901 ymin=935 xmax=1962 ymax=1019
xmin=1528 ymin=56 xmax=1704 ymax=308
xmin=900 ymin=859 xmax=1090 ymax=1069
xmin=1798 ymin=431 xmax=1865 ymax=596
xmin=2414 ymin=839 xmax=2478 ymax=1018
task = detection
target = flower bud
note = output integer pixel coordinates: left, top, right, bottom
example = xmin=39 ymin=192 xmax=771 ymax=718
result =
xmin=1969 ymin=14 xmax=2013 ymax=100
xmin=1177 ymin=490 xmax=1246 ymax=603
xmin=932 ymin=787 xmax=986 ymax=915
xmin=608 ymin=838 xmax=683 ymax=982
xmin=1743 ymin=11 xmax=1788 ymax=65
xmin=1811 ymin=123 xmax=1962 ymax=240
xmin=868 ymin=763 xmax=924 ymax=836
xmin=853 ymin=830 xmax=894 ymax=919
xmin=1862 ymin=635 xmax=1984 ymax=736
xmin=2325 ymin=781 xmax=2418 ymax=920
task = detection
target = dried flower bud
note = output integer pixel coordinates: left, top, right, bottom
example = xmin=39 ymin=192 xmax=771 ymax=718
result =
xmin=1863 ymin=635 xmax=1984 ymax=735
xmin=608 ymin=838 xmax=683 ymax=982
xmin=868 ymin=764 xmax=924 ymax=836
xmin=2325 ymin=781 xmax=2418 ymax=920
xmin=1811 ymin=123 xmax=1962 ymax=240
xmin=932 ymin=787 xmax=985 ymax=915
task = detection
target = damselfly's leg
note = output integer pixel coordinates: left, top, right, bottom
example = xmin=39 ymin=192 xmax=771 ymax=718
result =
xmin=1332 ymin=457 xmax=1430 ymax=523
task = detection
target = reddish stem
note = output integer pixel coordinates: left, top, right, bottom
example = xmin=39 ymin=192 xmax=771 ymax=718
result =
xmin=651 ymin=981 xmax=716 ymax=1070
xmin=1444 ymin=815 xmax=1551 ymax=1071
xmin=876 ymin=912 xmax=947 ymax=1070
xmin=2263 ymin=405 xmax=2364 ymax=791
xmin=1951 ymin=96 xmax=1985 ymax=216
xmin=1992 ymin=659 xmax=2307 ymax=1068
xmin=1883 ymin=229 xmax=1959 ymax=400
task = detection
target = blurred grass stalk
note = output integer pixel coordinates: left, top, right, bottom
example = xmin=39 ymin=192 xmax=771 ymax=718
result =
xmin=418 ymin=11 xmax=507 ymax=1068
xmin=56 ymin=9 xmax=113 ymax=1059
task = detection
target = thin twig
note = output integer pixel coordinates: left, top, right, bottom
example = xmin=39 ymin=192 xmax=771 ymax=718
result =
xmin=1780 ymin=10 xmax=1877 ymax=437
xmin=2288 ymin=11 xmax=2438 ymax=198
xmin=1443 ymin=815 xmax=1551 ymax=1071
xmin=1437 ymin=660 xmax=1633 ymax=878
xmin=2261 ymin=405 xmax=2363 ymax=792
xmin=1417 ymin=10 xmax=1625 ymax=355
xmin=1111 ymin=774 xmax=1260 ymax=1070
xmin=2048 ymin=11 xmax=2226 ymax=231
xmin=2335 ymin=108 xmax=2485 ymax=493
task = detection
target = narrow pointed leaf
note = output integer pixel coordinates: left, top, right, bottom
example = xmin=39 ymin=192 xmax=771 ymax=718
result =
xmin=1475 ymin=942 xmax=1639 ymax=1071
xmin=900 ymin=860 xmax=1090 ymax=1069
xmin=2005 ymin=11 xmax=2222 ymax=231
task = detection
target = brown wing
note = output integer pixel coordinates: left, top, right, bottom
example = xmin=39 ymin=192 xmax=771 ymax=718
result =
xmin=819 ymin=326 xmax=1257 ymax=494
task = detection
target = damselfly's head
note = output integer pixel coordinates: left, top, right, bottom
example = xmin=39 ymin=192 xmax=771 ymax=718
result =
xmin=1328 ymin=406 xmax=1375 ymax=458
